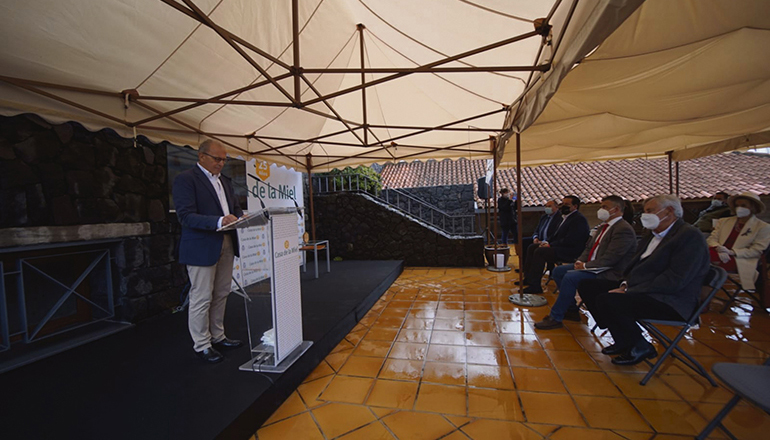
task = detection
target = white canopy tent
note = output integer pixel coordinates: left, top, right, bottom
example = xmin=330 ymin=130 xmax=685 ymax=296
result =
xmin=502 ymin=0 xmax=770 ymax=166
xmin=0 ymin=0 xmax=767 ymax=171
xmin=0 ymin=0 xmax=640 ymax=171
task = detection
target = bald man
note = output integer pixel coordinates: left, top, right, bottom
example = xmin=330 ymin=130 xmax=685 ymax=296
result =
xmin=173 ymin=140 xmax=244 ymax=363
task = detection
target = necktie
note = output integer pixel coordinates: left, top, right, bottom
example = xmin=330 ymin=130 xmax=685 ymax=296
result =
xmin=588 ymin=223 xmax=609 ymax=261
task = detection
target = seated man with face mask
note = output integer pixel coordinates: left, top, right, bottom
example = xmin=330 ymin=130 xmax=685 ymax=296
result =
xmin=534 ymin=196 xmax=637 ymax=330
xmin=707 ymin=192 xmax=770 ymax=291
xmin=518 ymin=195 xmax=590 ymax=294
xmin=693 ymin=191 xmax=731 ymax=232
xmin=576 ymin=195 xmax=710 ymax=366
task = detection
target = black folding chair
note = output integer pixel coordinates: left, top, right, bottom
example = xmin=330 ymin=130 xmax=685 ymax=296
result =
xmin=718 ymin=246 xmax=770 ymax=314
xmin=637 ymin=265 xmax=728 ymax=386
xmin=696 ymin=357 xmax=770 ymax=440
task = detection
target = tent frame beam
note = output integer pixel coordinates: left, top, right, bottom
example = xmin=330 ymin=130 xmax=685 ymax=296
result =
xmin=178 ymin=0 xmax=297 ymax=105
xmin=301 ymin=65 xmax=549 ymax=74
xmin=1 ymin=2 xmax=556 ymax=170
xmin=302 ymin=30 xmax=543 ymax=107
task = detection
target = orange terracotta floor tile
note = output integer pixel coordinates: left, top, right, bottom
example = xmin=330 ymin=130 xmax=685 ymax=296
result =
xmin=256 ymin=268 xmax=770 ymax=440
xmin=548 ymin=426 xmax=632 ymax=440
xmin=423 ymin=361 xmax=467 ymax=386
xmin=631 ymin=399 xmax=708 ymax=436
xmin=388 ymin=342 xmax=428 ymax=361
xmin=431 ymin=330 xmax=467 ymax=346
xmin=365 ymin=379 xmax=419 ymax=409
xmin=378 ymin=358 xmax=423 ymax=381
xmin=336 ymin=421 xmax=395 ymax=440
xmin=519 ymin=391 xmax=586 ymax=426
xmin=381 ymin=410 xmax=457 ymax=440
xmin=695 ymin=401 xmax=770 ymax=440
xmin=467 ymin=364 xmax=515 ymax=390
xmin=256 ymin=412 xmax=324 ymax=440
xmin=467 ymin=388 xmax=523 ymax=421
xmin=464 ymin=331 xmax=502 ymax=347
xmin=511 ymin=367 xmax=567 ymax=393
xmin=427 ymin=344 xmax=467 ymax=363
xmin=547 ymin=350 xmax=601 ymax=371
xmin=572 ymin=395 xmax=651 ymax=431
xmin=414 ymin=383 xmax=467 ymax=415
xmin=319 ymin=376 xmax=374 ymax=404
xmin=506 ymin=349 xmax=554 ymax=369
xmin=558 ymin=370 xmax=622 ymax=397
xmin=311 ymin=402 xmax=377 ymax=439
xmin=461 ymin=419 xmax=544 ymax=439
xmin=338 ymin=356 xmax=385 ymax=378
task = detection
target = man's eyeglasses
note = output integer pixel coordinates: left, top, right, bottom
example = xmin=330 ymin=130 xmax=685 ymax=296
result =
xmin=202 ymin=152 xmax=228 ymax=164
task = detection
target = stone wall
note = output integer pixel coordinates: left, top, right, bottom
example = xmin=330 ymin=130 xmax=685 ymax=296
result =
xmin=0 ymin=113 xmax=186 ymax=322
xmin=383 ymin=184 xmax=475 ymax=215
xmin=313 ymin=192 xmax=484 ymax=267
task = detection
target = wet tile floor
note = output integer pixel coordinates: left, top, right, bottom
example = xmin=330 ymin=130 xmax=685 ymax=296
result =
xmin=254 ymin=265 xmax=770 ymax=439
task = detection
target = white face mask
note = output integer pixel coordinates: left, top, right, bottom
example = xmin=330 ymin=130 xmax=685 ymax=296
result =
xmin=736 ymin=206 xmax=752 ymax=218
xmin=711 ymin=199 xmax=724 ymax=208
xmin=641 ymin=208 xmax=667 ymax=230
xmin=544 ymin=206 xmax=553 ymax=214
xmin=597 ymin=208 xmax=610 ymax=222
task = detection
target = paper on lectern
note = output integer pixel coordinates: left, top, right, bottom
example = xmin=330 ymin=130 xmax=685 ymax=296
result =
xmin=216 ymin=209 xmax=270 ymax=231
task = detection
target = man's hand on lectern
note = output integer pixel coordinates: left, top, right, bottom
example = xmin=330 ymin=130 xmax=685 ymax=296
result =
xmin=222 ymin=214 xmax=238 ymax=226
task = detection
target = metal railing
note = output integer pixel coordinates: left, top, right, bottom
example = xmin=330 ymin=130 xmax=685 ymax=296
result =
xmin=311 ymin=174 xmax=477 ymax=236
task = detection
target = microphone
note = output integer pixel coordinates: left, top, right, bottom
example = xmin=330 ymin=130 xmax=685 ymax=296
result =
xmin=248 ymin=172 xmax=303 ymax=218
xmin=222 ymin=173 xmax=266 ymax=210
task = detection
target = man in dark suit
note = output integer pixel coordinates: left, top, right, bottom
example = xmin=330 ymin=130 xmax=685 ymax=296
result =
xmin=577 ymin=194 xmax=710 ymax=365
xmin=497 ymin=188 xmax=517 ymax=245
xmin=535 ymin=195 xmax=637 ymax=329
xmin=519 ymin=200 xmax=562 ymax=268
xmin=519 ymin=195 xmax=590 ymax=293
xmin=173 ymin=139 xmax=244 ymax=363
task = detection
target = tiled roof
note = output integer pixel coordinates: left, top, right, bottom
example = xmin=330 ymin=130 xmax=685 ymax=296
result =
xmin=379 ymin=152 xmax=770 ymax=206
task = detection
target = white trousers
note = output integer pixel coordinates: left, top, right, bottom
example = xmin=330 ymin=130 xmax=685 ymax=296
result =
xmin=186 ymin=235 xmax=234 ymax=352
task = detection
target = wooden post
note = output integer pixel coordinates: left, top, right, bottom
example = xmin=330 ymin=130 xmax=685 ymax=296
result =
xmin=667 ymin=151 xmax=673 ymax=194
xmin=306 ymin=153 xmax=316 ymax=240
xmin=292 ymin=0 xmax=301 ymax=103
xmin=516 ymin=132 xmax=523 ymax=283
xmin=490 ymin=136 xmax=499 ymax=247
xmin=675 ymin=161 xmax=680 ymax=196
xmin=358 ymin=24 xmax=368 ymax=146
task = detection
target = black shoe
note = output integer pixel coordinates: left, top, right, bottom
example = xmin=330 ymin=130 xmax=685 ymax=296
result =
xmin=196 ymin=347 xmax=224 ymax=363
xmin=514 ymin=268 xmax=521 ymax=273
xmin=213 ymin=338 xmax=243 ymax=350
xmin=514 ymin=280 xmax=529 ymax=286
xmin=534 ymin=315 xmax=563 ymax=330
xmin=522 ymin=285 xmax=543 ymax=294
xmin=601 ymin=343 xmax=628 ymax=355
xmin=563 ymin=308 xmax=582 ymax=322
xmin=611 ymin=341 xmax=656 ymax=365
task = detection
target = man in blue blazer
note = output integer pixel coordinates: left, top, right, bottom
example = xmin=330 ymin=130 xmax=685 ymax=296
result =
xmin=577 ymin=195 xmax=710 ymax=366
xmin=534 ymin=195 xmax=637 ymax=330
xmin=519 ymin=200 xmax=562 ymax=269
xmin=173 ymin=139 xmax=244 ymax=363
xmin=520 ymin=195 xmax=590 ymax=293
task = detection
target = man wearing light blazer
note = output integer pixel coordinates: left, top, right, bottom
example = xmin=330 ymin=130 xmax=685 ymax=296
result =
xmin=173 ymin=139 xmax=244 ymax=363
xmin=535 ymin=195 xmax=637 ymax=330
xmin=707 ymin=191 xmax=770 ymax=290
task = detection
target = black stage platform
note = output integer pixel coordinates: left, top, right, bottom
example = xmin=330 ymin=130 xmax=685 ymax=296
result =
xmin=0 ymin=260 xmax=403 ymax=440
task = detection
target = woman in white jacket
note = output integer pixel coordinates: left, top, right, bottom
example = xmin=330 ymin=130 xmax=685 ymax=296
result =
xmin=707 ymin=192 xmax=770 ymax=290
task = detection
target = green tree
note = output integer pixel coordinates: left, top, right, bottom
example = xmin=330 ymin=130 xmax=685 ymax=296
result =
xmin=317 ymin=166 xmax=382 ymax=195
